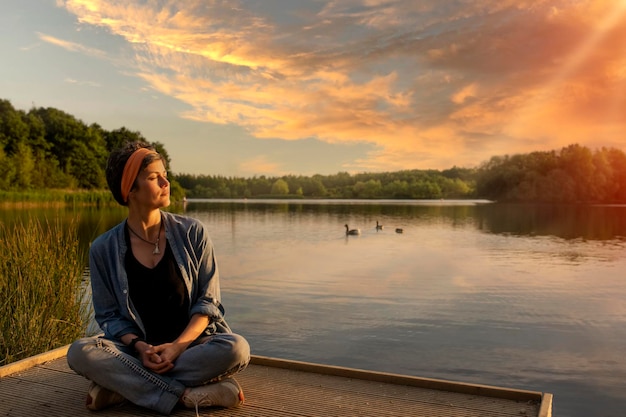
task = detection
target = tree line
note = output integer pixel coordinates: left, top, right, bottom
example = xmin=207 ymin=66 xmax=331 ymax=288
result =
xmin=2 ymin=98 xmax=625 ymax=203
xmin=176 ymin=168 xmax=475 ymax=199
xmin=0 ymin=99 xmax=184 ymax=200
xmin=172 ymin=145 xmax=626 ymax=203
xmin=476 ymin=144 xmax=626 ymax=203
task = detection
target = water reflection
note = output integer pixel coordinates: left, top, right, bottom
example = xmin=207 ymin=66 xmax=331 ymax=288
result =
xmin=186 ymin=199 xmax=626 ymax=242
xmin=4 ymin=200 xmax=626 ymax=245
xmin=476 ymin=203 xmax=626 ymax=240
xmin=3 ymin=199 xmax=626 ymax=417
xmin=0 ymin=204 xmax=187 ymax=254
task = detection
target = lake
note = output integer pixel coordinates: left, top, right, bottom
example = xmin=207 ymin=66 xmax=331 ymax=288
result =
xmin=3 ymin=199 xmax=626 ymax=417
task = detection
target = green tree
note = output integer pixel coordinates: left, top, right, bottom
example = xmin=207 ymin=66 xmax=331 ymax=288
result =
xmin=169 ymin=179 xmax=186 ymax=202
xmin=0 ymin=148 xmax=16 ymax=189
xmin=67 ymin=141 xmax=106 ymax=189
xmin=249 ymin=176 xmax=271 ymax=195
xmin=353 ymin=179 xmax=382 ymax=198
xmin=606 ymin=148 xmax=626 ymax=202
xmin=411 ymin=179 xmax=442 ymax=199
xmin=305 ymin=176 xmax=327 ymax=197
xmin=271 ymin=179 xmax=289 ymax=195
xmin=559 ymin=144 xmax=594 ymax=202
xmin=103 ymin=127 xmax=147 ymax=152
xmin=13 ymin=142 xmax=35 ymax=189
xmin=0 ymin=99 xmax=29 ymax=154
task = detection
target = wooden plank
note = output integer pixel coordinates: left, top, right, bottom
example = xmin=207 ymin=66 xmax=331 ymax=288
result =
xmin=251 ymin=355 xmax=545 ymax=402
xmin=0 ymin=350 xmax=551 ymax=417
xmin=0 ymin=345 xmax=68 ymax=378
xmin=538 ymin=393 xmax=553 ymax=417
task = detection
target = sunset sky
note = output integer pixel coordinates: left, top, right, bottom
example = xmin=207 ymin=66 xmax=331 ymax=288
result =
xmin=1 ymin=0 xmax=624 ymax=176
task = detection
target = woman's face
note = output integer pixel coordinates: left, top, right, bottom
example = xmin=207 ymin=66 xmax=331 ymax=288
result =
xmin=129 ymin=159 xmax=171 ymax=209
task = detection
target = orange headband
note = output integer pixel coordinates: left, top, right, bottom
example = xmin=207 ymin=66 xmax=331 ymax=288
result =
xmin=120 ymin=148 xmax=158 ymax=203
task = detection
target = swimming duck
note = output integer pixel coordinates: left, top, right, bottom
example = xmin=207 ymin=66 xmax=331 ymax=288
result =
xmin=345 ymin=224 xmax=361 ymax=235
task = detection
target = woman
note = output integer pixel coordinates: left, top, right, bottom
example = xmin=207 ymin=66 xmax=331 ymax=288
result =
xmin=67 ymin=142 xmax=250 ymax=415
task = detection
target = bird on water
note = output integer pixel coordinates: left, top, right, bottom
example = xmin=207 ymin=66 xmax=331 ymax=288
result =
xmin=345 ymin=224 xmax=361 ymax=235
xmin=376 ymin=221 xmax=383 ymax=230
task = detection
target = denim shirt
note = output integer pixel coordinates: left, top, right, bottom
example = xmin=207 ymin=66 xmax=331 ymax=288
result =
xmin=89 ymin=211 xmax=230 ymax=341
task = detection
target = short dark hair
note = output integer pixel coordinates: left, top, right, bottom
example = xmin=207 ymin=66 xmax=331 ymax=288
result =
xmin=106 ymin=141 xmax=165 ymax=206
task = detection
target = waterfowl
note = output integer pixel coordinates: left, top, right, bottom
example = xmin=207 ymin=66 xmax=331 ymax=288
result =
xmin=376 ymin=221 xmax=383 ymax=230
xmin=395 ymin=228 xmax=403 ymax=233
xmin=345 ymin=224 xmax=361 ymax=236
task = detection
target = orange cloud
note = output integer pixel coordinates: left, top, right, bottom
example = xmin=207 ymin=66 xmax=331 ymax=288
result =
xmin=58 ymin=0 xmax=626 ymax=171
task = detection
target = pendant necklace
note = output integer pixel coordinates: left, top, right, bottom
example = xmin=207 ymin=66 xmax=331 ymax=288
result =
xmin=127 ymin=219 xmax=164 ymax=255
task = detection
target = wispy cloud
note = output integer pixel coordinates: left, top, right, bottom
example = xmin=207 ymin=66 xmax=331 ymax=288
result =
xmin=19 ymin=42 xmax=41 ymax=51
xmin=58 ymin=0 xmax=626 ymax=170
xmin=64 ymin=77 xmax=101 ymax=87
xmin=238 ymin=155 xmax=285 ymax=177
xmin=37 ymin=32 xmax=107 ymax=59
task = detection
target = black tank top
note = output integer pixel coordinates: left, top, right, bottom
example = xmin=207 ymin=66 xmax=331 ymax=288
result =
xmin=125 ymin=228 xmax=189 ymax=345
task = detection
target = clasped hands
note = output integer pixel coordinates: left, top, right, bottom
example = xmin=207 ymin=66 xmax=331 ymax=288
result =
xmin=135 ymin=341 xmax=186 ymax=374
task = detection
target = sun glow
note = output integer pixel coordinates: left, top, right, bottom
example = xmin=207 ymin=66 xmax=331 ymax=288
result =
xmin=506 ymin=0 xmax=626 ymax=148
xmin=556 ymin=1 xmax=626 ymax=80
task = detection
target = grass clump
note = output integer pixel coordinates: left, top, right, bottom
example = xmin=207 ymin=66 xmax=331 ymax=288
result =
xmin=0 ymin=218 xmax=91 ymax=365
xmin=0 ymin=189 xmax=116 ymax=207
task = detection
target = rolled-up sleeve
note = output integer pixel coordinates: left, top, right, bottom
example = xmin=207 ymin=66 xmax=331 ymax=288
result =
xmin=186 ymin=221 xmax=224 ymax=321
xmin=89 ymin=230 xmax=141 ymax=340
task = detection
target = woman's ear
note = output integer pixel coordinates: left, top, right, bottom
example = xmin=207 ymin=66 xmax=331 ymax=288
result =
xmin=127 ymin=186 xmax=137 ymax=202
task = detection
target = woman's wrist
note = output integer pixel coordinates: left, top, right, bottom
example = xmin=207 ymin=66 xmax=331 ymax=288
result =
xmin=128 ymin=336 xmax=145 ymax=351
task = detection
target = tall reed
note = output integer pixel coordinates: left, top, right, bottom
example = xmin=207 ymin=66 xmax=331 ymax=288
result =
xmin=0 ymin=218 xmax=91 ymax=365
xmin=0 ymin=190 xmax=116 ymax=206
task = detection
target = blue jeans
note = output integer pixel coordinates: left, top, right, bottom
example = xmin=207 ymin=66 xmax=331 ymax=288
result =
xmin=67 ymin=333 xmax=250 ymax=414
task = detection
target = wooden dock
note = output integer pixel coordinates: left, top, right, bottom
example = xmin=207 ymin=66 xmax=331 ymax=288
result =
xmin=1 ymin=346 xmax=552 ymax=416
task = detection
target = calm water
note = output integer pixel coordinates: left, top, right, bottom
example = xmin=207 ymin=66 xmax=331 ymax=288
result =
xmin=3 ymin=199 xmax=626 ymax=417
